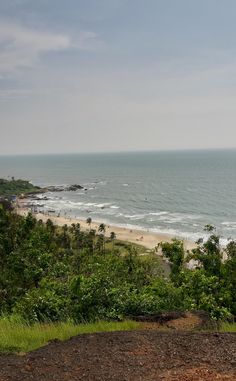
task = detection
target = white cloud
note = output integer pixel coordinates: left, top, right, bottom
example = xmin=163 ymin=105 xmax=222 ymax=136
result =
xmin=0 ymin=22 xmax=99 ymax=74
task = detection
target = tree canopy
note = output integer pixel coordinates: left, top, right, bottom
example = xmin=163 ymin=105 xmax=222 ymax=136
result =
xmin=0 ymin=205 xmax=235 ymax=323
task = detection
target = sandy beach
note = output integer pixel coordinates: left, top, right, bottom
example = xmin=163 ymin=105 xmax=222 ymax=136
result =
xmin=17 ymin=200 xmax=196 ymax=251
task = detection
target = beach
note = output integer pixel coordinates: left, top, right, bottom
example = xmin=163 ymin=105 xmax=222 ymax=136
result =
xmin=17 ymin=200 xmax=196 ymax=251
xmin=3 ymin=150 xmax=236 ymax=244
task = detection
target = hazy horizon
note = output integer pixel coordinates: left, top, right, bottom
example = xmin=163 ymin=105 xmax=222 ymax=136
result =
xmin=1 ymin=1 xmax=236 ymax=155
xmin=1 ymin=146 xmax=236 ymax=158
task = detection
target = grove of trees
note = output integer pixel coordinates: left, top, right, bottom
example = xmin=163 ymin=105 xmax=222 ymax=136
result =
xmin=0 ymin=203 xmax=235 ymax=323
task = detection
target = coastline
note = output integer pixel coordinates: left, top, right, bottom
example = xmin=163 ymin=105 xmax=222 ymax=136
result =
xmin=16 ymin=200 xmax=196 ymax=251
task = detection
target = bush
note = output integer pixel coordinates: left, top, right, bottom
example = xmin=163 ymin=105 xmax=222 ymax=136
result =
xmin=13 ymin=281 xmax=71 ymax=323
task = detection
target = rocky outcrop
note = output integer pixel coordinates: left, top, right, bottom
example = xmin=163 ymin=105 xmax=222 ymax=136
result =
xmin=46 ymin=184 xmax=85 ymax=192
xmin=67 ymin=184 xmax=84 ymax=191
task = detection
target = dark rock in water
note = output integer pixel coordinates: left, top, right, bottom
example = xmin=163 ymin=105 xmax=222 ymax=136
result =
xmin=46 ymin=184 xmax=84 ymax=192
xmin=30 ymin=195 xmax=49 ymax=201
xmin=67 ymin=184 xmax=84 ymax=191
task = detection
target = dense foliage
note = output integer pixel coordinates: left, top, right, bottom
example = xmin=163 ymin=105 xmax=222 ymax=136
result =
xmin=0 ymin=204 xmax=235 ymax=323
xmin=0 ymin=178 xmax=40 ymax=197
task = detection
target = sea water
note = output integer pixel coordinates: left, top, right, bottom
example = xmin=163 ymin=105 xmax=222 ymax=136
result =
xmin=1 ymin=149 xmax=236 ymax=243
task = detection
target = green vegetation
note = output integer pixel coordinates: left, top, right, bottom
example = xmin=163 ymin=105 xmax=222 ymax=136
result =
xmin=0 ymin=318 xmax=140 ymax=353
xmin=0 ymin=206 xmax=185 ymax=324
xmin=0 ymin=203 xmax=235 ymax=353
xmin=0 ymin=178 xmax=40 ymax=197
xmin=219 ymin=322 xmax=236 ymax=332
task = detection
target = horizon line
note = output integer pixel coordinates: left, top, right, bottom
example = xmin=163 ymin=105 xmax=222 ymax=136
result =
xmin=1 ymin=146 xmax=236 ymax=157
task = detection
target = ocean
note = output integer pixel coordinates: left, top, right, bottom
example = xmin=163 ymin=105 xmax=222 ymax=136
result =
xmin=1 ymin=149 xmax=236 ymax=243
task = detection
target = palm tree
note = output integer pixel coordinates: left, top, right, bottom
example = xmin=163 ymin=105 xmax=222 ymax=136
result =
xmin=62 ymin=224 xmax=68 ymax=234
xmin=98 ymin=223 xmax=106 ymax=234
xmin=89 ymin=228 xmax=96 ymax=238
xmin=70 ymin=223 xmax=81 ymax=248
xmin=88 ymin=228 xmax=96 ymax=255
xmin=110 ymin=231 xmax=116 ymax=251
xmin=96 ymin=234 xmax=104 ymax=254
xmin=46 ymin=218 xmax=55 ymax=234
xmin=61 ymin=224 xmax=70 ymax=248
xmin=86 ymin=217 xmax=92 ymax=231
xmin=98 ymin=223 xmax=106 ymax=253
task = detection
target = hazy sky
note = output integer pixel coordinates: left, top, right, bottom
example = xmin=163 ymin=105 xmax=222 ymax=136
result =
xmin=1 ymin=0 xmax=236 ymax=155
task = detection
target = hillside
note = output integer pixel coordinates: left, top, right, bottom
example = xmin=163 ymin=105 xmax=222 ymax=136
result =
xmin=0 ymin=178 xmax=40 ymax=197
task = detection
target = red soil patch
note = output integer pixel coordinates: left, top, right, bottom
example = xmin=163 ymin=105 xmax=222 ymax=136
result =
xmin=0 ymin=331 xmax=235 ymax=381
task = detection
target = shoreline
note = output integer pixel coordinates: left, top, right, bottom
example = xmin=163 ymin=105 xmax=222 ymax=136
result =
xmin=16 ymin=200 xmax=196 ymax=251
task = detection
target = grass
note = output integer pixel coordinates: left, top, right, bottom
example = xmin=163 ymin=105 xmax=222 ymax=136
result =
xmin=219 ymin=322 xmax=236 ymax=332
xmin=113 ymin=240 xmax=147 ymax=254
xmin=0 ymin=319 xmax=140 ymax=353
xmin=0 ymin=316 xmax=235 ymax=354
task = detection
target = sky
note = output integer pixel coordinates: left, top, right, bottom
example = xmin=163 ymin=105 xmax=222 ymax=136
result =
xmin=1 ymin=0 xmax=236 ymax=155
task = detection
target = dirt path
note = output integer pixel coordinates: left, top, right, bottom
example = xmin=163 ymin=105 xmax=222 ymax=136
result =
xmin=0 ymin=331 xmax=235 ymax=381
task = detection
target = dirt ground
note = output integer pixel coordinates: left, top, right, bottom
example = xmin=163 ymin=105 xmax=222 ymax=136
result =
xmin=0 ymin=313 xmax=235 ymax=381
xmin=0 ymin=331 xmax=235 ymax=381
